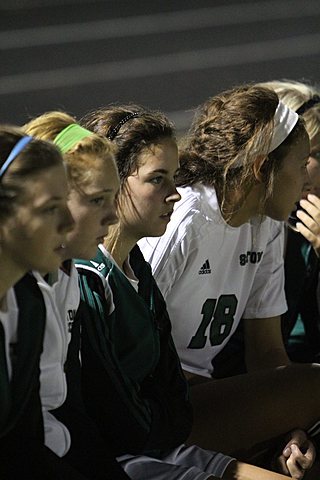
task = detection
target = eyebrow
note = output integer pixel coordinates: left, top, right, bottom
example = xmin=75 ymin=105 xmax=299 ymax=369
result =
xmin=148 ymin=168 xmax=168 ymax=174
xmin=34 ymin=195 xmax=64 ymax=208
xmin=148 ymin=168 xmax=180 ymax=174
xmin=41 ymin=195 xmax=64 ymax=202
xmin=86 ymin=188 xmax=114 ymax=195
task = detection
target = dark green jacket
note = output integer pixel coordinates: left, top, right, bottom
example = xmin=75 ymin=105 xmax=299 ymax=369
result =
xmin=283 ymin=228 xmax=320 ymax=356
xmin=76 ymin=245 xmax=193 ymax=457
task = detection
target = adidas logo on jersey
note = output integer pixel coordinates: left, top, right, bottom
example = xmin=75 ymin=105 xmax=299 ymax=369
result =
xmin=90 ymin=260 xmax=106 ymax=271
xmin=198 ymin=259 xmax=211 ymax=274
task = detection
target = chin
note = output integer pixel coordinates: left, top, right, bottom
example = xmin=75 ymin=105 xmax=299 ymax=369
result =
xmin=149 ymin=228 xmax=166 ymax=238
xmin=264 ymin=208 xmax=287 ymax=222
xmin=80 ymin=249 xmax=97 ymax=260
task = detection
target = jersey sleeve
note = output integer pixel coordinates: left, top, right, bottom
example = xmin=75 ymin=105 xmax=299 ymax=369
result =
xmin=243 ymin=220 xmax=287 ymax=319
xmin=77 ymin=265 xmax=193 ymax=457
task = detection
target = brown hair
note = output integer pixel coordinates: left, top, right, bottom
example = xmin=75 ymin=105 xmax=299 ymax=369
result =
xmin=81 ymin=104 xmax=176 ymax=252
xmin=0 ymin=124 xmax=62 ymax=219
xmin=177 ymin=84 xmax=306 ymax=219
xmin=81 ymin=104 xmax=175 ymax=185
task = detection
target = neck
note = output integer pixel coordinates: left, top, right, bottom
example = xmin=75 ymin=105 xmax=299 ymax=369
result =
xmin=104 ymin=229 xmax=137 ymax=272
xmin=222 ymin=185 xmax=263 ymax=227
xmin=0 ymin=254 xmax=25 ymax=307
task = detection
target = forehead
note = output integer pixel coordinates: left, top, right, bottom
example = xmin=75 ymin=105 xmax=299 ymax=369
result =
xmin=75 ymin=154 xmax=119 ymax=193
xmin=279 ymin=128 xmax=310 ymax=168
xmin=23 ymin=164 xmax=68 ymax=206
xmin=138 ymin=138 xmax=178 ymax=168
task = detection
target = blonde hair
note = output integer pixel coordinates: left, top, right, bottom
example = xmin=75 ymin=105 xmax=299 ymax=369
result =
xmin=24 ymin=111 xmax=117 ymax=191
xmin=258 ymin=80 xmax=320 ymax=141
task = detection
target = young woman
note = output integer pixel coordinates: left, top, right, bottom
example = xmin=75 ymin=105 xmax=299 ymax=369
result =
xmin=0 ymin=125 xmax=89 ymax=479
xmin=137 ymin=85 xmax=320 ymax=478
xmin=23 ymin=113 xmax=130 ymax=480
xmin=74 ymin=104 xmax=292 ymax=480
xmin=260 ymin=80 xmax=320 ymax=360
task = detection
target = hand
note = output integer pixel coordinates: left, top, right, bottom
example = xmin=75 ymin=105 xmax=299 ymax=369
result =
xmin=296 ymin=194 xmax=320 ymax=256
xmin=275 ymin=429 xmax=316 ymax=479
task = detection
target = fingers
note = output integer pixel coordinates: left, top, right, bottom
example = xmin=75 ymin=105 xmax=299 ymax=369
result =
xmin=284 ymin=437 xmax=316 ymax=479
xmin=286 ymin=444 xmax=307 ymax=480
xmin=300 ymin=439 xmax=316 ymax=469
xmin=279 ymin=430 xmax=316 ymax=479
xmin=276 ymin=452 xmax=290 ymax=476
xmin=295 ymin=194 xmax=320 ymax=253
xmin=282 ymin=429 xmax=308 ymax=454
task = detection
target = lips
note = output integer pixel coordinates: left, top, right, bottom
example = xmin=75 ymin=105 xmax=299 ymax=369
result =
xmin=160 ymin=211 xmax=173 ymax=218
xmin=96 ymin=235 xmax=106 ymax=244
xmin=54 ymin=243 xmax=66 ymax=253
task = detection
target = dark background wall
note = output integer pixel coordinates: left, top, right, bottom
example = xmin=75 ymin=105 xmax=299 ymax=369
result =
xmin=1 ymin=0 xmax=319 ymax=134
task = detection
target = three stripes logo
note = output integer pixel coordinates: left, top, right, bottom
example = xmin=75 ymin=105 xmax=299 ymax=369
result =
xmin=198 ymin=259 xmax=211 ymax=275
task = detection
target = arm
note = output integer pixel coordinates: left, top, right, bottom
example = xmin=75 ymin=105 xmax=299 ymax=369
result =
xmin=275 ymin=429 xmax=316 ymax=480
xmin=243 ymin=316 xmax=290 ymax=372
xmin=244 ymin=318 xmax=316 ymax=478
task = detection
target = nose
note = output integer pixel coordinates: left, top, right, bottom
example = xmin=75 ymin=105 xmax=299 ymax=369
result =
xmin=165 ymin=185 xmax=181 ymax=204
xmin=302 ymin=181 xmax=312 ymax=197
xmin=101 ymin=204 xmax=118 ymax=227
xmin=310 ymin=186 xmax=320 ymax=198
xmin=59 ymin=205 xmax=75 ymax=234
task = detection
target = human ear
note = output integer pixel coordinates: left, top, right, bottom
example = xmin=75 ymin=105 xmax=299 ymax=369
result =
xmin=252 ymin=155 xmax=268 ymax=183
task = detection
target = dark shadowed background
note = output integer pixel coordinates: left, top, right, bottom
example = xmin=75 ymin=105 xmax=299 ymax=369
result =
xmin=1 ymin=0 xmax=319 ymax=134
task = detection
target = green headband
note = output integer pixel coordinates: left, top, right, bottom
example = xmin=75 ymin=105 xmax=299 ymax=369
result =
xmin=53 ymin=123 xmax=93 ymax=154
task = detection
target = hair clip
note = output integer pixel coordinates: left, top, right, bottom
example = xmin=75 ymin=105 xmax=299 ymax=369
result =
xmin=107 ymin=112 xmax=140 ymax=141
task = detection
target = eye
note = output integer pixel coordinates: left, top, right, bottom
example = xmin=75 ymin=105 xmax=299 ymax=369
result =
xmin=149 ymin=176 xmax=163 ymax=185
xmin=311 ymin=151 xmax=320 ymax=160
xmin=43 ymin=205 xmax=59 ymax=215
xmin=90 ymin=196 xmax=105 ymax=206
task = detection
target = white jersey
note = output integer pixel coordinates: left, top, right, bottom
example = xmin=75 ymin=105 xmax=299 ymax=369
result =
xmin=139 ymin=184 xmax=287 ymax=377
xmin=34 ymin=261 xmax=80 ymax=457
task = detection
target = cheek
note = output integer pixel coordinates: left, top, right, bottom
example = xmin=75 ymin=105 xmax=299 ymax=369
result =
xmin=21 ymin=218 xmax=46 ymax=240
xmin=73 ymin=208 xmax=94 ymax=230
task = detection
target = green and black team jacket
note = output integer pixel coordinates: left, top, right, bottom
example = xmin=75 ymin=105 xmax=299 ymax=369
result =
xmin=0 ymin=274 xmax=87 ymax=480
xmin=75 ymin=245 xmax=193 ymax=457
xmin=0 ymin=274 xmax=46 ymax=450
xmin=283 ymin=228 xmax=320 ymax=357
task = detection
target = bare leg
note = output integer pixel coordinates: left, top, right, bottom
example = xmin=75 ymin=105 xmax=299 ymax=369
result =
xmin=222 ymin=460 xmax=291 ymax=480
xmin=187 ymin=363 xmax=320 ymax=454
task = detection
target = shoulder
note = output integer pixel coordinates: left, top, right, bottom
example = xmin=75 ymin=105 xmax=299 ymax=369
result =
xmin=76 ymin=247 xmax=116 ymax=315
xmin=75 ymin=245 xmax=113 ymax=283
xmin=265 ymin=218 xmax=285 ymax=244
xmin=140 ymin=185 xmax=221 ymax=272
